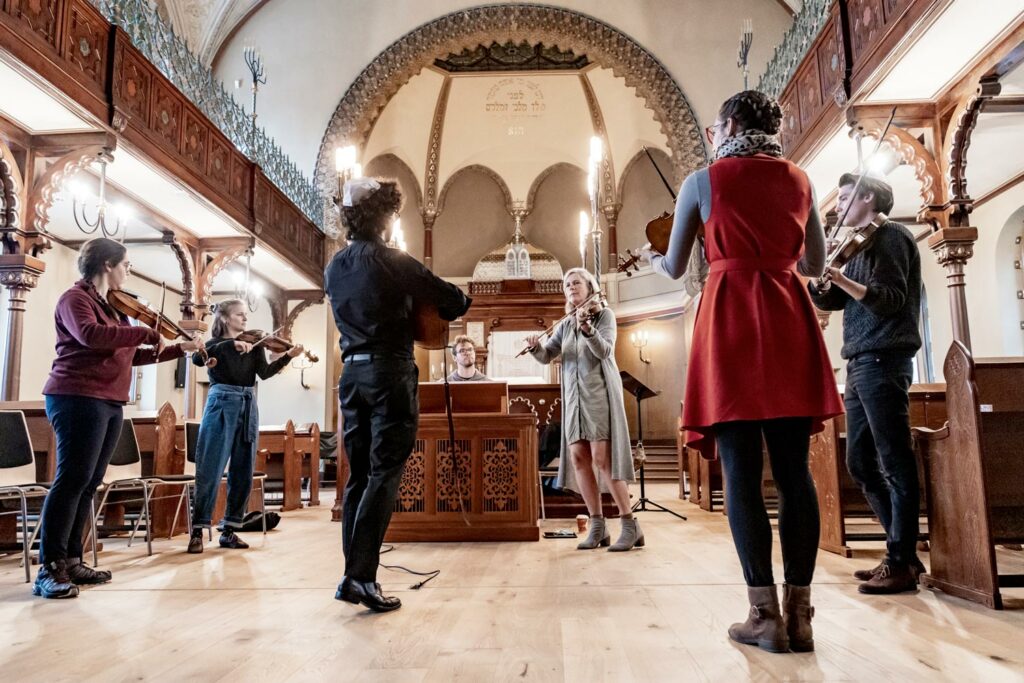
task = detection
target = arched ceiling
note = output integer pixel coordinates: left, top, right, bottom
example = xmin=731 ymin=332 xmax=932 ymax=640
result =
xmin=361 ymin=65 xmax=667 ymax=206
xmin=209 ymin=0 xmax=793 ymax=177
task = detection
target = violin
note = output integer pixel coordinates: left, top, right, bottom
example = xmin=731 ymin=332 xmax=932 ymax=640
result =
xmin=617 ymin=212 xmax=673 ymax=276
xmin=815 ymin=212 xmax=888 ymax=287
xmin=107 ymin=289 xmax=214 ymax=367
xmin=236 ymin=329 xmax=319 ymax=363
xmin=516 ymin=291 xmax=606 ymax=358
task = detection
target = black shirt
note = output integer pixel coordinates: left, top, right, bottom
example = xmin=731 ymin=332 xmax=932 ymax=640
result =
xmin=193 ymin=336 xmax=290 ymax=386
xmin=808 ymin=221 xmax=922 ymax=360
xmin=324 ymin=238 xmax=471 ymax=360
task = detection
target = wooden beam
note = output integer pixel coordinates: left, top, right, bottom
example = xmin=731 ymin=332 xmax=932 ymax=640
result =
xmin=974 ymin=168 xmax=1024 ymax=209
xmin=285 ymin=289 xmax=326 ymax=300
xmin=30 ymin=131 xmax=116 ymax=155
xmin=198 ymin=236 xmax=254 ymax=251
xmin=938 ymin=22 xmax=1024 ymax=115
xmin=846 ymin=102 xmax=937 ymax=129
xmin=0 ymin=115 xmax=32 ymax=150
xmin=982 ymin=95 xmax=1024 ymax=114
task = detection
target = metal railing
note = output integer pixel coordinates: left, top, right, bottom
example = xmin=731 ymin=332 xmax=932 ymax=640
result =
xmin=757 ymin=0 xmax=833 ymax=99
xmin=92 ymin=0 xmax=324 ymax=228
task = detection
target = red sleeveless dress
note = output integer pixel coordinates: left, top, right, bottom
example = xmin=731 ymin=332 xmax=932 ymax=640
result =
xmin=682 ymin=154 xmax=843 ymax=457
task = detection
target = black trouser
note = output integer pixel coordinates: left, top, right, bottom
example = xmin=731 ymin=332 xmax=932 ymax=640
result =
xmin=716 ymin=417 xmax=818 ymax=587
xmin=338 ymin=358 xmax=418 ymax=583
xmin=844 ymin=352 xmax=919 ymax=565
xmin=40 ymin=395 xmax=123 ymax=565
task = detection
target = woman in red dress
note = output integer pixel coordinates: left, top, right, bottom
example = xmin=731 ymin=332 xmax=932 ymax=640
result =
xmin=645 ymin=91 xmax=842 ymax=654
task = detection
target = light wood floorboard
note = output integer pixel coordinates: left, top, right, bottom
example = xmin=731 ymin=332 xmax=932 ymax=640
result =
xmin=1 ymin=485 xmax=1022 ymax=682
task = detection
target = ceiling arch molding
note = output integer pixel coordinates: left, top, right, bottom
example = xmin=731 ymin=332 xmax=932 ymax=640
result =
xmin=437 ymin=164 xmax=513 ymax=216
xmin=616 ymin=146 xmax=672 ymax=201
xmin=365 ymin=152 xmax=425 ymax=211
xmin=860 ymin=126 xmax=946 ymax=227
xmin=526 ymin=162 xmax=585 ymax=213
xmin=314 ymin=3 xmax=707 ymax=235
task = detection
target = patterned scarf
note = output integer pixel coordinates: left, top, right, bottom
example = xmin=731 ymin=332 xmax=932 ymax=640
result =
xmin=713 ymin=129 xmax=783 ymax=161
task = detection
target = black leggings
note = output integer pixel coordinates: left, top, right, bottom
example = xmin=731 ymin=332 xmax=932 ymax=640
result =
xmin=40 ymin=395 xmax=123 ymax=564
xmin=715 ymin=417 xmax=819 ymax=587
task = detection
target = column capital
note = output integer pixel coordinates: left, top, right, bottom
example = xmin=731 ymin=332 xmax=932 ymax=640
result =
xmin=0 ymin=254 xmax=46 ymax=289
xmin=927 ymin=227 xmax=978 ymax=267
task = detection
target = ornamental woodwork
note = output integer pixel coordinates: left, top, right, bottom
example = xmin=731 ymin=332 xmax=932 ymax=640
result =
xmin=848 ymin=0 xmax=884 ymax=64
xmin=944 ymin=77 xmax=1002 ymax=227
xmin=27 ymin=143 xmax=110 ymax=238
xmin=182 ymin=111 xmax=208 ymax=174
xmin=316 ymin=4 xmax=706 ymax=235
xmin=6 ymin=0 xmax=62 ymax=49
xmin=928 ymin=227 xmax=978 ymax=351
xmin=281 ymin=294 xmax=325 ymax=341
xmin=578 ymin=73 xmax=617 ymax=207
xmin=163 ymin=232 xmax=196 ymax=319
xmin=797 ymin=56 xmax=823 ymax=131
xmin=207 ymin=137 xmax=230 ymax=190
xmin=62 ymin=0 xmax=106 ymax=88
xmin=422 ymin=76 xmax=452 ymax=216
xmin=150 ymin=80 xmax=183 ymax=151
xmin=195 ymin=242 xmax=251 ymax=313
xmin=858 ymin=123 xmax=945 ymax=225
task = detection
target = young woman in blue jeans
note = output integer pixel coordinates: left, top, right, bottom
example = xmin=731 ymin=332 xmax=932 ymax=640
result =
xmin=187 ymin=299 xmax=303 ymax=553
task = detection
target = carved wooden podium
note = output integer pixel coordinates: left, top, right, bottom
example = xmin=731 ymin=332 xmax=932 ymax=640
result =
xmin=384 ymin=382 xmax=540 ymax=542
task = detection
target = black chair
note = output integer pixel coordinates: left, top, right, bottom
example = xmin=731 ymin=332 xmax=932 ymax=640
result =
xmin=92 ymin=420 xmax=157 ymax=560
xmin=0 ymin=411 xmax=50 ymax=582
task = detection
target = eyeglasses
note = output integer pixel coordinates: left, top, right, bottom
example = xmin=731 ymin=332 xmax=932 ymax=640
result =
xmin=704 ymin=122 xmax=724 ymax=144
xmin=455 ymin=347 xmax=475 ymax=355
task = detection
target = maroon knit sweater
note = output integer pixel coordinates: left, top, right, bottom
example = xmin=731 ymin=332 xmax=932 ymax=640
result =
xmin=42 ymin=280 xmax=184 ymax=402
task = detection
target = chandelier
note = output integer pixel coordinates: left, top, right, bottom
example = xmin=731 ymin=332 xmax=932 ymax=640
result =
xmin=67 ymin=151 xmax=132 ymax=240
xmin=231 ymin=248 xmax=263 ymax=312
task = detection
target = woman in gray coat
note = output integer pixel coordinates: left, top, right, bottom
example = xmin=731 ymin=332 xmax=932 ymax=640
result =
xmin=527 ymin=268 xmax=640 ymax=551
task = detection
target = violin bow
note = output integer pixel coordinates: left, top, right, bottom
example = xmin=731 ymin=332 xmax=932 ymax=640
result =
xmin=249 ymin=326 xmax=285 ymax=351
xmin=643 ymin=146 xmax=677 ymax=202
xmin=828 ymin=106 xmax=898 ymax=242
xmin=155 ymin=281 xmax=166 ymax=361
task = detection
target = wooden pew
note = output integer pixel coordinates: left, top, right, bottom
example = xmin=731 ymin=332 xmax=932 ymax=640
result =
xmin=677 ymin=402 xmax=723 ymax=511
xmin=913 ymin=342 xmax=1024 ymax=609
xmin=128 ymin=403 xmax=188 ymax=537
xmin=259 ymin=421 xmax=320 ymax=511
xmin=809 ymin=383 xmax=945 ymax=557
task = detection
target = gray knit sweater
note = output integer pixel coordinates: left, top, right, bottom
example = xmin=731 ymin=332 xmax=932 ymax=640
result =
xmin=808 ymin=220 xmax=922 ymax=360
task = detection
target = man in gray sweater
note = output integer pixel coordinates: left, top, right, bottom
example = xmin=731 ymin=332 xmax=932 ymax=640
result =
xmin=809 ymin=174 xmax=923 ymax=595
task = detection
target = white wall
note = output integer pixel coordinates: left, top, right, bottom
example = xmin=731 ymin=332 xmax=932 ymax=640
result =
xmin=214 ymin=0 xmax=792 ymax=175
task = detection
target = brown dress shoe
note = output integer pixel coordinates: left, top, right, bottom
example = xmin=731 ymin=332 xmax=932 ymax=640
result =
xmin=855 ymin=557 xmax=927 ymax=583
xmin=858 ymin=562 xmax=917 ymax=594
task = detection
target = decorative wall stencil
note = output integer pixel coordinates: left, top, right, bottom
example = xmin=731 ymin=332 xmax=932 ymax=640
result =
xmin=315 ymin=4 xmax=706 ymax=235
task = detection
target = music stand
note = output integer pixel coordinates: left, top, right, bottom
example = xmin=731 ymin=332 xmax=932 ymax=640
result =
xmin=620 ymin=371 xmax=687 ymax=521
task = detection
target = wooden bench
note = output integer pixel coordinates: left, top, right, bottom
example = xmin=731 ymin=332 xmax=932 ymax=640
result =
xmin=913 ymin=342 xmax=1024 ymax=609
xmin=258 ymin=421 xmax=320 ymax=512
xmin=809 ymin=384 xmax=945 ymax=557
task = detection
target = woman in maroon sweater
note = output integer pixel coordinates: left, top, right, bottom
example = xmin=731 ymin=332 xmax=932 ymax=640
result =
xmin=34 ymin=238 xmax=200 ymax=599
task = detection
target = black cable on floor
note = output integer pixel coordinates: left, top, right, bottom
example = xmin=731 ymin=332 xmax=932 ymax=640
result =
xmin=378 ymin=544 xmax=441 ymax=589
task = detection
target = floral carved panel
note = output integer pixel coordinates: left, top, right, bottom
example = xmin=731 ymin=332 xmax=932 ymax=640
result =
xmin=230 ymin=152 xmax=250 ymax=203
xmin=182 ymin=110 xmax=208 ymax=173
xmin=435 ymin=439 xmax=472 ymax=514
xmin=62 ymin=0 xmax=106 ymax=88
xmin=395 ymin=440 xmax=427 ymax=513
xmin=482 ymin=438 xmax=519 ymax=513
xmin=848 ymin=0 xmax=885 ymax=64
xmin=113 ymin=46 xmax=152 ymax=125
xmin=6 ymin=0 xmax=62 ymax=50
xmin=816 ymin=17 xmax=846 ymax=106
xmin=797 ymin=59 xmax=822 ymax=132
xmin=150 ymin=81 xmax=182 ymax=151
xmin=207 ymin=137 xmax=230 ymax=190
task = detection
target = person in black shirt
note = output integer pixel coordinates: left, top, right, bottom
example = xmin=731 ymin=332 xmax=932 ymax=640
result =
xmin=808 ymin=174 xmax=923 ymax=594
xmin=326 ymin=177 xmax=470 ymax=612
xmin=186 ymin=298 xmax=304 ymax=554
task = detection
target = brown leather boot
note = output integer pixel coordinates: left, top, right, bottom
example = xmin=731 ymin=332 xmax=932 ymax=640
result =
xmin=783 ymin=584 xmax=814 ymax=652
xmin=858 ymin=561 xmax=917 ymax=594
xmin=728 ymin=586 xmax=789 ymax=653
xmin=854 ymin=557 xmax=926 ymax=583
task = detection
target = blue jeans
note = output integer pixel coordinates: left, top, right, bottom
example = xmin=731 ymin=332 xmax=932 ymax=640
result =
xmin=191 ymin=384 xmax=258 ymax=530
xmin=716 ymin=417 xmax=818 ymax=587
xmin=40 ymin=395 xmax=123 ymax=564
xmin=844 ymin=352 xmax=919 ymax=565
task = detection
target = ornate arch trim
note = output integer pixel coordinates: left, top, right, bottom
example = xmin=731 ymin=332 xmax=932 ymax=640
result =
xmin=0 ymin=140 xmax=23 ymax=234
xmin=615 ymin=146 xmax=672 ymax=201
xmin=436 ymin=164 xmax=513 ymax=215
xmin=943 ymin=76 xmax=1001 ymax=226
xmin=526 ymin=161 xmax=585 ymax=213
xmin=861 ymin=126 xmax=945 ymax=223
xmin=314 ymin=4 xmax=706 ymax=233
xmin=365 ymin=152 xmax=425 ymax=210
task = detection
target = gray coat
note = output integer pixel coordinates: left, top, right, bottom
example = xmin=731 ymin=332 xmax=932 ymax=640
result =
xmin=530 ymin=307 xmax=634 ymax=493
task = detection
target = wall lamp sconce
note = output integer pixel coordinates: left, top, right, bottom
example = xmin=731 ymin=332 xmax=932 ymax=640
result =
xmin=292 ymin=354 xmax=313 ymax=389
xmin=630 ymin=329 xmax=651 ymax=364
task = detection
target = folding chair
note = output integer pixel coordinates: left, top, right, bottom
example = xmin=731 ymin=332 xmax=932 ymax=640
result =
xmin=0 ymin=411 xmax=50 ymax=582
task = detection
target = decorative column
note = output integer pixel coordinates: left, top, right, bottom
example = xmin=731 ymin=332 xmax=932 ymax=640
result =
xmin=0 ymin=255 xmax=45 ymax=400
xmin=601 ymin=202 xmax=621 ymax=267
xmin=928 ymin=227 xmax=978 ymax=352
xmin=422 ymin=209 xmax=436 ymax=271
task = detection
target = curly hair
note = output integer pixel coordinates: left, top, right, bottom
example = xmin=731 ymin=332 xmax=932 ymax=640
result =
xmin=718 ymin=90 xmax=784 ymax=135
xmin=339 ymin=179 xmax=403 ymax=241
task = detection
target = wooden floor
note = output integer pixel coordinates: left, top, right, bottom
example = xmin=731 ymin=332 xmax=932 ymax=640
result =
xmin=1 ymin=484 xmax=1022 ymax=682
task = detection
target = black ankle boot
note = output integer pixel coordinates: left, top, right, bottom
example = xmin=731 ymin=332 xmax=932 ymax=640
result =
xmin=187 ymin=528 xmax=205 ymax=554
xmin=33 ymin=560 xmax=80 ymax=599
